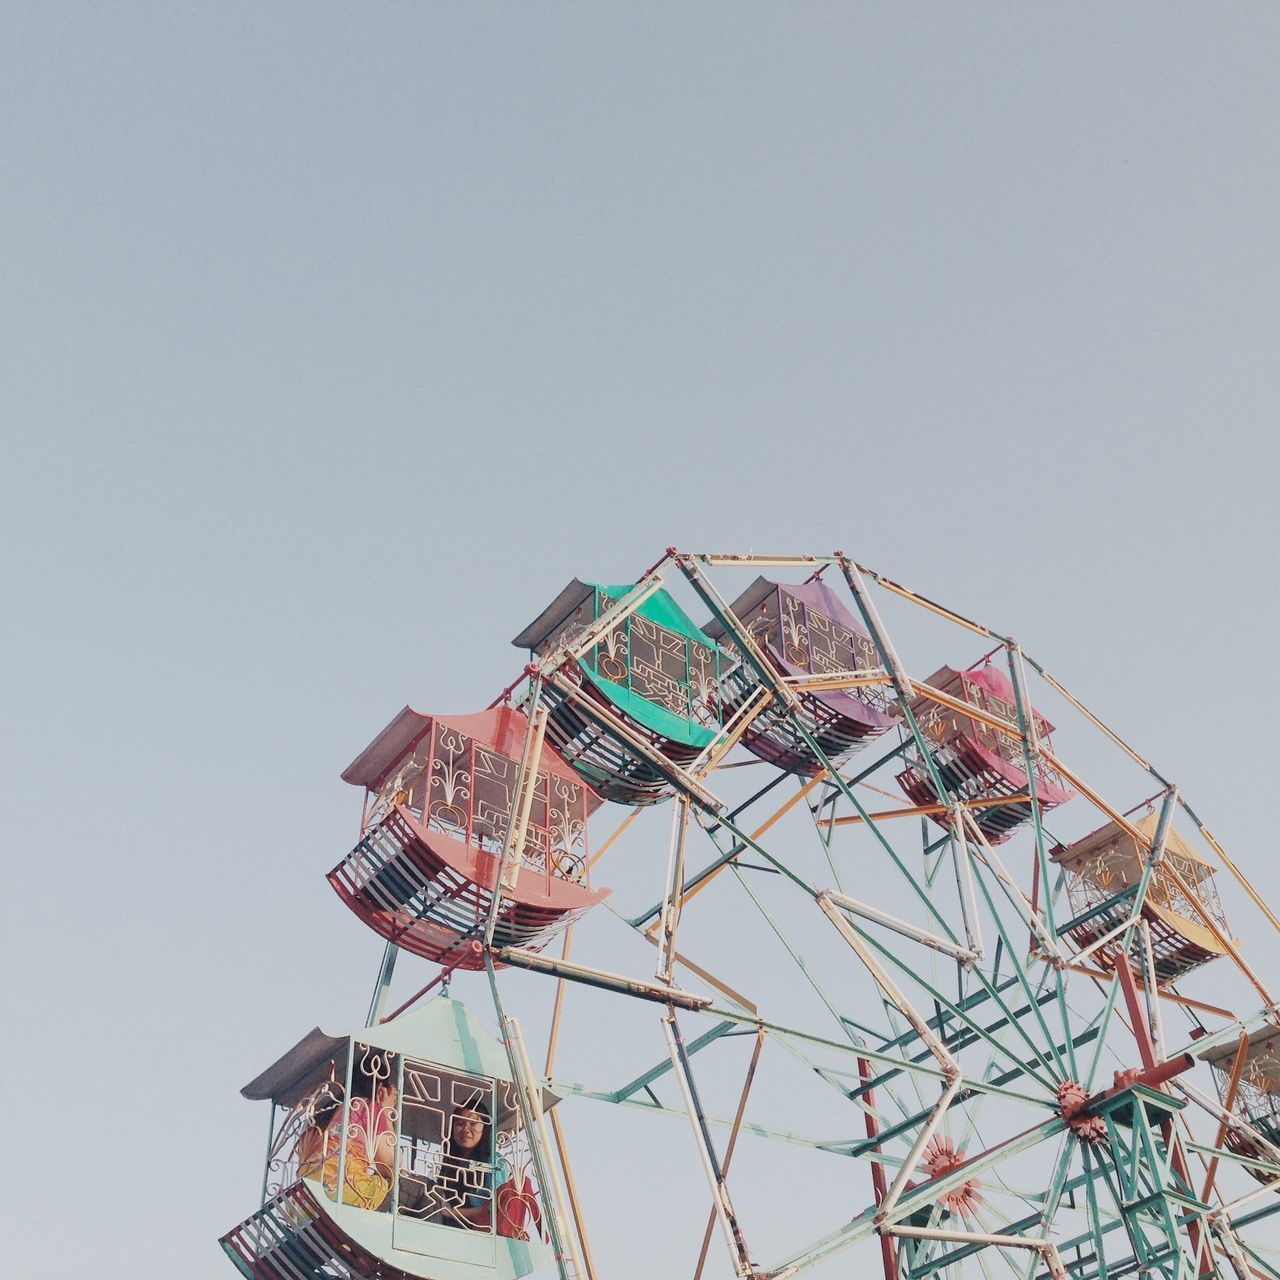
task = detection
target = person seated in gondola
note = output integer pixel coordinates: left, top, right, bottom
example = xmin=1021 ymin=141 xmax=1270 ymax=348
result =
xmin=294 ymin=1077 xmax=344 ymax=1183
xmin=436 ymin=1099 xmax=507 ymax=1230
xmin=295 ymin=1056 xmax=399 ymax=1211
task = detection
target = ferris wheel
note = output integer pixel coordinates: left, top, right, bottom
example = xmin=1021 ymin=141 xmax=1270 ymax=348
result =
xmin=220 ymin=549 xmax=1280 ymax=1280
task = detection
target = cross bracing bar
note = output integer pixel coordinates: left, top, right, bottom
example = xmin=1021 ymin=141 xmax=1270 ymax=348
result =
xmin=612 ymin=1019 xmax=737 ymax=1101
xmin=825 ymin=903 xmax=1064 ymax=1094
xmin=661 ymin=1011 xmax=756 ymax=1277
xmin=963 ymin=846 xmax=1075 ymax=1080
xmin=903 ymin=1211 xmax=1043 ymax=1279
xmin=1056 ymin=884 xmax=1140 ymax=938
xmin=852 ymin=561 xmax=1002 ymax=640
xmin=691 ymin=553 xmax=839 ymax=568
xmin=496 ymin=946 xmax=713 ymax=1010
xmin=843 ymin=976 xmax=1053 ymax=1101
xmin=687 ymin=1002 xmax=1051 ymax=1107
xmin=1198 ymin=1036 xmax=1252 ymax=1207
xmin=655 ymin=797 xmax=692 ymax=985
xmin=1185 ymin=1142 xmax=1280 ymax=1183
xmin=817 ymin=894 xmax=958 ymax=1073
xmin=814 ymin=734 xmax=918 ymax=817
xmin=1229 ymin=1199 xmax=1280 ymax=1231
xmin=694 ymin=1027 xmax=767 ymax=1280
xmin=689 ymin=682 xmax=775 ymax=777
xmin=762 ymin=1115 xmax=1069 ymax=1278
xmin=963 ymin=815 xmax=1068 ymax=965
xmin=781 ymin=667 xmax=891 ymax=692
xmin=821 ymin=791 xmax=1034 ymax=828
xmin=628 ymin=770 xmax=823 ymax=928
xmin=887 ymin=1225 xmax=1069 ymax=1280
xmin=487 ymin=700 xmax=549 ymax=944
xmin=1164 ymin=1008 xmax=1273 ymax=1063
xmin=836 ymin=1096 xmax=978 ymax=1160
xmin=1002 ymin=642 xmax=1086 ymax=1091
xmin=823 ymin=888 xmax=981 ymax=965
xmin=984 ymin=1024 xmax=1101 ymax=1089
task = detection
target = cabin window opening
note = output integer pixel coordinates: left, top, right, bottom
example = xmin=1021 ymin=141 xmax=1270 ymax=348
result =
xmin=394 ymin=1061 xmax=500 ymax=1231
xmin=391 ymin=1061 xmax=545 ymax=1241
xmin=281 ymin=1045 xmax=402 ymax=1213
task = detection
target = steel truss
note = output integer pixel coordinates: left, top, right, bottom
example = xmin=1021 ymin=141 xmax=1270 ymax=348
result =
xmin=386 ymin=550 xmax=1280 ymax=1280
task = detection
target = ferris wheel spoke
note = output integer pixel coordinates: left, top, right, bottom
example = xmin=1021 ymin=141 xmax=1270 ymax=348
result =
xmin=827 ymin=916 xmax=1063 ymax=1097
xmin=962 ymin=861 xmax=1074 ymax=1081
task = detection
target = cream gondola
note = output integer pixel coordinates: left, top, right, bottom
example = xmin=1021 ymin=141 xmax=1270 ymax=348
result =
xmin=1053 ymin=813 xmax=1234 ymax=982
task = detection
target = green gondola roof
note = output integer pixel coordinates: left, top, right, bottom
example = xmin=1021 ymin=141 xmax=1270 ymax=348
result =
xmin=512 ymin=579 xmax=730 ymax=747
xmin=594 ymin=582 xmax=724 ymax=649
xmin=511 ymin=578 xmax=728 ymax=656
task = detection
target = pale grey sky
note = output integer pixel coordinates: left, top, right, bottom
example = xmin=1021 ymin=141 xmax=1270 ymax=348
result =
xmin=2 ymin=5 xmax=1278 ymax=1276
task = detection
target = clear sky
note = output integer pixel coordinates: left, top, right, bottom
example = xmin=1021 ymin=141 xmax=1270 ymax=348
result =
xmin=2 ymin=5 xmax=1278 ymax=1277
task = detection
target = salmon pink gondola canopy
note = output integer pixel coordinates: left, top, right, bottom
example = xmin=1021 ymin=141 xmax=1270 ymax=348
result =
xmin=329 ymin=704 xmax=607 ymax=969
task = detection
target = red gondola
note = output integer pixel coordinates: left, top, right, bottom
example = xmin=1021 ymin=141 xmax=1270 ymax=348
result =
xmin=896 ymin=664 xmax=1073 ymax=843
xmin=329 ymin=705 xmax=606 ymax=969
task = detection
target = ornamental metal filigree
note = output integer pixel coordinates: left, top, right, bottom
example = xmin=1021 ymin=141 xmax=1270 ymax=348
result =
xmin=592 ymin=593 xmax=631 ymax=682
xmin=782 ymin=596 xmax=810 ymax=667
xmin=429 ymin=728 xmax=473 ymax=830
xmin=264 ymin=1072 xmax=345 ymax=1199
xmin=396 ymin=726 xmax=589 ymax=886
xmin=593 ymin=591 xmax=726 ymax=726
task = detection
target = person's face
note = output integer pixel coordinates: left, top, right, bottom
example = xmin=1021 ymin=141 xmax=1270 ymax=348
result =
xmin=451 ymin=1109 xmax=486 ymax=1150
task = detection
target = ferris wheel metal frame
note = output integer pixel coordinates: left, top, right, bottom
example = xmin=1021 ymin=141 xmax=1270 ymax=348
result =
xmin=227 ymin=546 xmax=1280 ymax=1280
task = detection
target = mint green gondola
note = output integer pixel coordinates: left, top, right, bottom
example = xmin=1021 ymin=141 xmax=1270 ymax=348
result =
xmin=513 ymin=579 xmax=738 ymax=805
xmin=220 ymin=998 xmax=553 ymax=1280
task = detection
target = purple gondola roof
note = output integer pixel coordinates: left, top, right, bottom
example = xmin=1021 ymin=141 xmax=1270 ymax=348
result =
xmin=705 ymin=576 xmax=895 ymax=730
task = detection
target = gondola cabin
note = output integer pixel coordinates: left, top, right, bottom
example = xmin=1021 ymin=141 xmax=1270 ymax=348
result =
xmin=329 ymin=705 xmax=607 ymax=969
xmin=1201 ymin=1028 xmax=1280 ymax=1187
xmin=896 ymin=664 xmax=1073 ymax=843
xmin=1052 ymin=813 xmax=1233 ymax=983
xmin=703 ymin=576 xmax=894 ymax=775
xmin=221 ymin=999 xmax=553 ymax=1280
xmin=512 ymin=579 xmax=736 ymax=805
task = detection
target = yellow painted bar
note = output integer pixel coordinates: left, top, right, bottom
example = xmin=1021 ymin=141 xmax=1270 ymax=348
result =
xmin=825 ymin=793 xmax=1033 ymax=828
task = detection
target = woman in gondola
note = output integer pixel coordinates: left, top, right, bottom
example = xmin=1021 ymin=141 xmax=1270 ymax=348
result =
xmin=435 ymin=1098 xmax=505 ymax=1229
